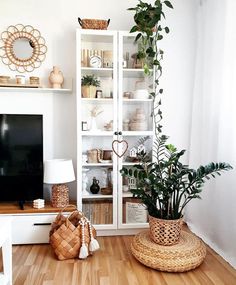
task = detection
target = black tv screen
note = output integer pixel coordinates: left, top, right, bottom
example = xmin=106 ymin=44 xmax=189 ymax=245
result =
xmin=0 ymin=114 xmax=43 ymax=204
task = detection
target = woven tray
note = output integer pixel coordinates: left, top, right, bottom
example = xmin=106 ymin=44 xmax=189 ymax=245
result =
xmin=131 ymin=230 xmax=206 ymax=272
xmin=78 ymin=18 xmax=110 ymax=30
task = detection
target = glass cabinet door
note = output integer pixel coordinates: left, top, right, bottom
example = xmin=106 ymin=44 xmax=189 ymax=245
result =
xmin=117 ymin=31 xmax=154 ymax=229
xmin=77 ymin=30 xmax=118 ymax=229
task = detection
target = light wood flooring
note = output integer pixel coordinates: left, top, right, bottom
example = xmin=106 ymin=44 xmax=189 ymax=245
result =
xmin=1 ymin=234 xmax=236 ymax=285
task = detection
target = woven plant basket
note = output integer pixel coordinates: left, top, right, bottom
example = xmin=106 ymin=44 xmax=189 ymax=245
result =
xmin=149 ymin=215 xmax=183 ymax=246
xmin=78 ymin=18 xmax=110 ymax=30
xmin=49 ymin=205 xmax=98 ymax=260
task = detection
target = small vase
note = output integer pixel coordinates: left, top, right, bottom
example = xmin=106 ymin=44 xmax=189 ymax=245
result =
xmin=149 ymin=215 xmax=183 ymax=246
xmin=49 ymin=66 xmax=64 ymax=89
xmin=89 ymin=117 xmax=98 ymax=131
xmin=90 ymin=177 xmax=100 ymax=194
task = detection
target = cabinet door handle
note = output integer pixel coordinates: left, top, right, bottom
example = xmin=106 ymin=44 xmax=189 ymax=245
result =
xmin=33 ymin=223 xmax=51 ymax=226
xmin=114 ymin=131 xmax=118 ymax=135
xmin=118 ymin=131 xmax=122 ymax=135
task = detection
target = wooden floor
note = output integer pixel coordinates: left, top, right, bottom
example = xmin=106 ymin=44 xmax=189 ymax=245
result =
xmin=1 ymin=234 xmax=236 ymax=285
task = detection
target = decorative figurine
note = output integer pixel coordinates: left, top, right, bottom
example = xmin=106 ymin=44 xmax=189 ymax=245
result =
xmin=82 ymin=168 xmax=90 ymax=195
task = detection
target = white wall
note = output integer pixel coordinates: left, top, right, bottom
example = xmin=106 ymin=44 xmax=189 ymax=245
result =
xmin=0 ymin=0 xmax=197 ymax=198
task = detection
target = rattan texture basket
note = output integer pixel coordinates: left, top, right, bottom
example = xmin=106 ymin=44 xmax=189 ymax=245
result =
xmin=49 ymin=208 xmax=96 ymax=260
xmin=78 ymin=18 xmax=110 ymax=30
xmin=131 ymin=230 xmax=206 ymax=272
xmin=149 ymin=216 xmax=183 ymax=245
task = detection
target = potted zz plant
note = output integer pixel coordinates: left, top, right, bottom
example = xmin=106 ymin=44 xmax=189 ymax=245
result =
xmin=121 ymin=0 xmax=233 ymax=246
xmin=81 ymin=74 xmax=100 ymax=98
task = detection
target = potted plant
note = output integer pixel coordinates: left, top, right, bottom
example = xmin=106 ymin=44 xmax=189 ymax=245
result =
xmin=81 ymin=74 xmax=100 ymax=98
xmin=121 ymin=135 xmax=232 ymax=245
xmin=121 ymin=0 xmax=233 ymax=246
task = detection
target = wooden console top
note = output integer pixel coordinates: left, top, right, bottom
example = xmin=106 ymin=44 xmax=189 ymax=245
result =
xmin=0 ymin=202 xmax=77 ymax=214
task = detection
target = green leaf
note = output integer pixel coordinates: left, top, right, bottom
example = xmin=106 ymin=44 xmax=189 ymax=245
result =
xmin=164 ymin=27 xmax=170 ymax=33
xmin=130 ymin=26 xmax=138 ymax=33
xmin=164 ymin=1 xmax=173 ymax=9
xmin=135 ymin=33 xmax=142 ymax=42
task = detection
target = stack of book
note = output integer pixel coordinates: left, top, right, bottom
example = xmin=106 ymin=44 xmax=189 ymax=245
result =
xmin=33 ymin=199 xmax=45 ymax=209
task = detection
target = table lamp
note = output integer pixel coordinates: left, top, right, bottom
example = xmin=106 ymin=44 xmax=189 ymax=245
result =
xmin=44 ymin=159 xmax=75 ymax=208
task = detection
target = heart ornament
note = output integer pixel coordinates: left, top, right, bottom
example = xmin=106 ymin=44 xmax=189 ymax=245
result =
xmin=112 ymin=140 xmax=128 ymax=158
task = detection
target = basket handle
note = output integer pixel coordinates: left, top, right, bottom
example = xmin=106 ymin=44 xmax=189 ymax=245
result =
xmin=59 ymin=204 xmax=77 ymax=214
xmin=107 ymin=19 xmax=110 ymax=27
xmin=78 ymin=17 xmax=83 ymax=27
xmin=66 ymin=209 xmax=85 ymax=221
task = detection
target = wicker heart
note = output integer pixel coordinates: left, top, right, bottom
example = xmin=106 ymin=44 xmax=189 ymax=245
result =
xmin=112 ymin=140 xmax=128 ymax=158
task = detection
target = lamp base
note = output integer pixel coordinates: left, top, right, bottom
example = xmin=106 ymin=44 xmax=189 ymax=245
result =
xmin=51 ymin=184 xmax=69 ymax=208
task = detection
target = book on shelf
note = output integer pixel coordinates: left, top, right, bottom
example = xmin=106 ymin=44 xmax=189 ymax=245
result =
xmin=82 ymin=199 xmax=113 ymax=225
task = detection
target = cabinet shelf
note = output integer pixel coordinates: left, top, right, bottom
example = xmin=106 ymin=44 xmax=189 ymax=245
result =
xmin=122 ymin=162 xmax=140 ymax=166
xmin=123 ymin=98 xmax=153 ymax=103
xmin=123 ymin=68 xmax=153 ymax=78
xmin=82 ymin=194 xmax=113 ymax=199
xmin=81 ymin=131 xmax=113 ymax=136
xmin=122 ymin=131 xmax=153 ymax=136
xmin=81 ymin=67 xmax=113 ymax=77
xmin=82 ymin=163 xmax=113 ymax=167
xmin=122 ymin=192 xmax=133 ymax=198
xmin=81 ymin=98 xmax=113 ymax=103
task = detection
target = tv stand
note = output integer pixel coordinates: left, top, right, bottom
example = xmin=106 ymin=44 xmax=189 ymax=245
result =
xmin=0 ymin=202 xmax=76 ymax=244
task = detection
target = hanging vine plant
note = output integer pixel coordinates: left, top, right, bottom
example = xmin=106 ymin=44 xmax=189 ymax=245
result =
xmin=128 ymin=0 xmax=173 ymax=133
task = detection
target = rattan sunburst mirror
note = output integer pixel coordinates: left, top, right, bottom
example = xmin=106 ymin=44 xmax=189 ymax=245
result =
xmin=0 ymin=24 xmax=47 ymax=73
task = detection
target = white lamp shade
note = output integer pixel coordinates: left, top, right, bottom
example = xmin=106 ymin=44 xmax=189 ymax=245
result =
xmin=44 ymin=159 xmax=75 ymax=184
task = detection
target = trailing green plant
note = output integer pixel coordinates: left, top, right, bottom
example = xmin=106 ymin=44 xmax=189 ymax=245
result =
xmin=121 ymin=0 xmax=233 ymax=220
xmin=81 ymin=74 xmax=100 ymax=87
xmin=129 ymin=0 xmax=173 ymax=75
xmin=129 ymin=0 xmax=173 ymax=133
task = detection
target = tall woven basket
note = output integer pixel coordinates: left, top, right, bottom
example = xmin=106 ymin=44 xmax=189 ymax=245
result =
xmin=149 ymin=215 xmax=183 ymax=246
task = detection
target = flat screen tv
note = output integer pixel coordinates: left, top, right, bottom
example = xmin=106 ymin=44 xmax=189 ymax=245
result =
xmin=0 ymin=114 xmax=43 ymax=208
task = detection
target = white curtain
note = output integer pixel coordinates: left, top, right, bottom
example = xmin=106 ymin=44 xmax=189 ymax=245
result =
xmin=186 ymin=0 xmax=236 ymax=268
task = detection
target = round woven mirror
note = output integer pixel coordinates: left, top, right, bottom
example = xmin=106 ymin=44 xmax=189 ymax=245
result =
xmin=0 ymin=24 xmax=47 ymax=73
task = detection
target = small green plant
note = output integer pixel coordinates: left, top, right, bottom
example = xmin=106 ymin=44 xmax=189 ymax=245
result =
xmin=81 ymin=75 xmax=100 ymax=87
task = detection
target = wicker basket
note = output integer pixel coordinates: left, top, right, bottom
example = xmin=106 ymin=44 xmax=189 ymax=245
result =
xmin=78 ymin=17 xmax=110 ymax=30
xmin=149 ymin=215 xmax=183 ymax=245
xmin=49 ymin=206 xmax=98 ymax=260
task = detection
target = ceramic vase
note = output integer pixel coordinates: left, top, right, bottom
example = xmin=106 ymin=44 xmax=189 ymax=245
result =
xmin=90 ymin=177 xmax=100 ymax=194
xmin=81 ymin=85 xmax=96 ymax=98
xmin=89 ymin=117 xmax=98 ymax=131
xmin=49 ymin=66 xmax=64 ymax=89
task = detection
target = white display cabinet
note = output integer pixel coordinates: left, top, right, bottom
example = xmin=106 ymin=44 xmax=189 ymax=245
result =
xmin=76 ymin=30 xmax=154 ymax=234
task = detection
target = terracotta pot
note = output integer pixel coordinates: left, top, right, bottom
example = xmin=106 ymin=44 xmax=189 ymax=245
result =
xmin=81 ymin=85 xmax=96 ymax=98
xmin=149 ymin=215 xmax=183 ymax=246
